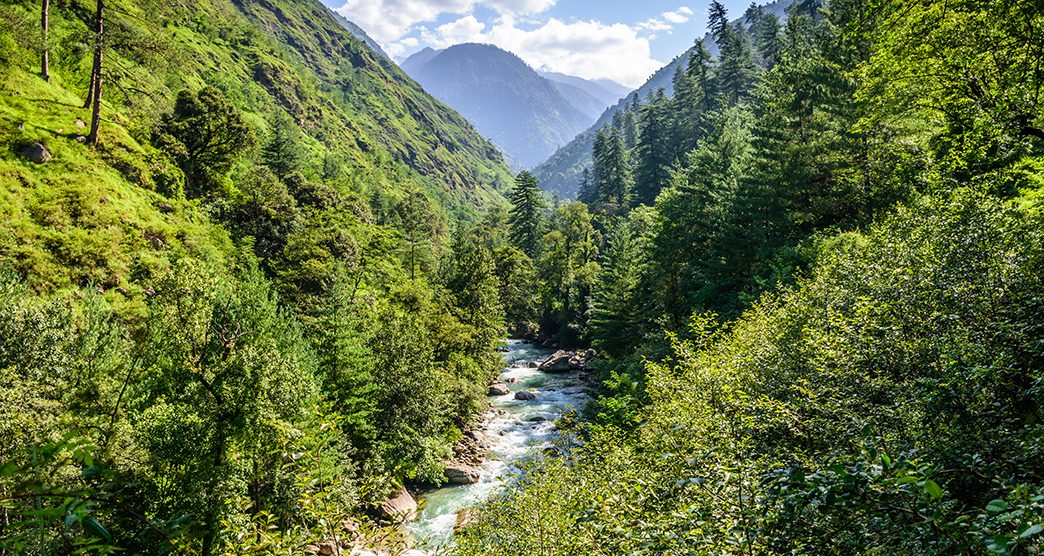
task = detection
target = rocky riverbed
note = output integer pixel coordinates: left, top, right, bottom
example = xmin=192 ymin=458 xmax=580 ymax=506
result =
xmin=402 ymin=339 xmax=593 ymax=552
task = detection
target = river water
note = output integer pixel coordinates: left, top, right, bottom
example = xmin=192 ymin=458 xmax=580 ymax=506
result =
xmin=404 ymin=340 xmax=589 ymax=552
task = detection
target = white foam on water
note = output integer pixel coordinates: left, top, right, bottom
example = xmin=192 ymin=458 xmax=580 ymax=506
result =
xmin=403 ymin=340 xmax=588 ymax=553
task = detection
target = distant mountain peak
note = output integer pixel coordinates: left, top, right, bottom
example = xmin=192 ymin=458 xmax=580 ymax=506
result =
xmin=400 ymin=43 xmax=609 ymax=170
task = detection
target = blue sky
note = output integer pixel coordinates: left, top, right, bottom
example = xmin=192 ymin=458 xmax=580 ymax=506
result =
xmin=320 ymin=0 xmax=754 ymax=87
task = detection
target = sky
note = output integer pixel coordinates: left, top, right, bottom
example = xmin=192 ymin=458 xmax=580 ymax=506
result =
xmin=320 ymin=0 xmax=755 ymax=88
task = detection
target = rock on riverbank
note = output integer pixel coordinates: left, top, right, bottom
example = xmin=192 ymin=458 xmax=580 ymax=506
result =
xmin=538 ymin=349 xmax=598 ymax=373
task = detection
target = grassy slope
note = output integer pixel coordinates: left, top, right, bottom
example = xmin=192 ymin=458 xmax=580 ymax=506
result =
xmin=0 ymin=0 xmax=511 ymax=300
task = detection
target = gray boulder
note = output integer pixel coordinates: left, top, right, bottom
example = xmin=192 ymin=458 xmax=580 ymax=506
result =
xmin=444 ymin=464 xmax=481 ymax=484
xmin=515 ymin=391 xmax=536 ymax=401
xmin=20 ymin=142 xmax=52 ymax=164
xmin=488 ymin=382 xmax=510 ymax=396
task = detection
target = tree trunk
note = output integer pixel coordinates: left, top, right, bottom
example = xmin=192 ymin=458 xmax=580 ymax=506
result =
xmin=40 ymin=0 xmax=49 ymax=82
xmin=87 ymin=0 xmax=103 ymax=145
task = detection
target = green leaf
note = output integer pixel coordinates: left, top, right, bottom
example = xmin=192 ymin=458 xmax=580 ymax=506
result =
xmin=82 ymin=517 xmax=113 ymax=544
xmin=923 ymin=479 xmax=942 ymax=499
xmin=1019 ymin=524 xmax=1043 ymax=539
xmin=986 ymin=499 xmax=1011 ymax=513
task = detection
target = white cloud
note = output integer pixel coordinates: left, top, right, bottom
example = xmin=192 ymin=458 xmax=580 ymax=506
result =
xmin=420 ymin=14 xmax=663 ymax=87
xmin=662 ymin=10 xmax=690 ymax=24
xmin=335 ymin=0 xmax=554 ymax=43
xmin=637 ymin=18 xmax=672 ymax=32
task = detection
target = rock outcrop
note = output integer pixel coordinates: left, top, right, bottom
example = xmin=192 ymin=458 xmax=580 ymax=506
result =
xmin=379 ymin=486 xmax=418 ymax=522
xmin=537 ymin=349 xmax=598 ymax=373
xmin=444 ymin=464 xmax=481 ymax=485
xmin=488 ymin=382 xmax=510 ymax=396
xmin=455 ymin=508 xmax=480 ymax=532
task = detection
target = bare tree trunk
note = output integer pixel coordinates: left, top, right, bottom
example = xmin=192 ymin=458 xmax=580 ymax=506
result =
xmin=87 ymin=0 xmax=103 ymax=145
xmin=40 ymin=0 xmax=49 ymax=82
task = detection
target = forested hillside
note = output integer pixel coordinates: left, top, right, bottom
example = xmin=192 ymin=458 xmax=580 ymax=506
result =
xmin=0 ymin=0 xmax=514 ymax=553
xmin=456 ymin=0 xmax=1044 ymax=554
xmin=532 ymin=0 xmax=793 ymax=199
xmin=2 ymin=0 xmax=1043 ymax=554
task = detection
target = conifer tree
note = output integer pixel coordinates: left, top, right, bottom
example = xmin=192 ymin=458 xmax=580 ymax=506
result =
xmin=595 ymin=127 xmax=633 ymax=214
xmin=262 ymin=111 xmax=306 ymax=181
xmin=508 ymin=171 xmax=544 ymax=258
xmin=634 ymin=90 xmax=673 ymax=206
xmin=577 ymin=167 xmax=597 ymax=205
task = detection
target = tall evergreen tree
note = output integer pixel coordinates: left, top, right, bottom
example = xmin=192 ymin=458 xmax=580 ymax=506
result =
xmin=508 ymin=171 xmax=544 ymax=258
xmin=577 ymin=167 xmax=597 ymax=205
xmin=595 ymin=127 xmax=633 ymax=213
xmin=262 ymin=111 xmax=306 ymax=181
xmin=634 ymin=90 xmax=673 ymax=206
xmin=710 ymin=2 xmax=758 ymax=106
xmin=653 ymin=105 xmax=754 ymax=322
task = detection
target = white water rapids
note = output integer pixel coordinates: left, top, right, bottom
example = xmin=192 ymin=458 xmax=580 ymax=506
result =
xmin=403 ymin=339 xmax=589 ymax=553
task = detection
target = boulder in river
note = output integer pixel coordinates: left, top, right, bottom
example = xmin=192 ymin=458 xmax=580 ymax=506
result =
xmin=444 ymin=463 xmax=481 ymax=484
xmin=539 ymin=349 xmax=599 ymax=373
xmin=515 ymin=391 xmax=536 ymax=401
xmin=488 ymin=382 xmax=510 ymax=396
xmin=379 ymin=486 xmax=418 ymax=522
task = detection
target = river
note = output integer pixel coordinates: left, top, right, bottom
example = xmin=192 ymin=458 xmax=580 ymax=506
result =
xmin=404 ymin=339 xmax=589 ymax=552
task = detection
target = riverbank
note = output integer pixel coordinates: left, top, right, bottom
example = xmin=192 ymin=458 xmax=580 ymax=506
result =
xmin=403 ymin=340 xmax=592 ymax=552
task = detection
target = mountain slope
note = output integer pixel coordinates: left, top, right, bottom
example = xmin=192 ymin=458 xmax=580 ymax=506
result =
xmin=547 ymin=80 xmax=609 ymax=120
xmin=401 ymin=43 xmax=597 ymax=170
xmin=333 ymin=12 xmax=391 ymax=60
xmin=534 ymin=0 xmax=794 ymax=198
xmin=539 ymin=71 xmax=627 ymax=108
xmin=0 ymin=0 xmax=512 ymax=293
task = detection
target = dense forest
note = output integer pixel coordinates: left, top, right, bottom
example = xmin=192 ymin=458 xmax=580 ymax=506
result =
xmin=0 ymin=0 xmax=513 ymax=552
xmin=1 ymin=0 xmax=1042 ymax=554
xmin=456 ymin=0 xmax=1044 ymax=554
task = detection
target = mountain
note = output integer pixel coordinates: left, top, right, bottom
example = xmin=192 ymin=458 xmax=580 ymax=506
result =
xmin=546 ymin=80 xmax=610 ymax=120
xmin=533 ymin=0 xmax=794 ymax=198
xmin=333 ymin=13 xmax=391 ymax=60
xmin=401 ymin=46 xmax=441 ymax=73
xmin=539 ymin=71 xmax=628 ymax=108
xmin=592 ymin=78 xmax=632 ymax=98
xmin=400 ymin=43 xmax=599 ymax=170
xmin=0 ymin=0 xmax=514 ymax=293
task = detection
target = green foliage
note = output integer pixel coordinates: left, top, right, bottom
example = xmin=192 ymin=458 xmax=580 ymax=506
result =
xmin=456 ymin=189 xmax=1044 ymax=556
xmin=508 ymin=171 xmax=545 ymax=258
xmin=0 ymin=0 xmax=513 ymax=551
xmin=155 ymin=86 xmax=257 ymax=198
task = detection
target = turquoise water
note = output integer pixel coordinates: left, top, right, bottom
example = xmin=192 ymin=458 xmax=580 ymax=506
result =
xmin=404 ymin=340 xmax=588 ymax=553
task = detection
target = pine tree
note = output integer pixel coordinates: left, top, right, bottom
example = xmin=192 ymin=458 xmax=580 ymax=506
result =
xmin=634 ymin=90 xmax=673 ymax=207
xmin=262 ymin=111 xmax=306 ymax=181
xmin=577 ymin=167 xmax=597 ymax=205
xmin=590 ymin=215 xmax=649 ymax=357
xmin=710 ymin=2 xmax=758 ymax=106
xmin=596 ymin=127 xmax=633 ymax=214
xmin=668 ymin=41 xmax=715 ymax=162
xmin=508 ymin=171 xmax=544 ymax=258
xmin=652 ymin=105 xmax=753 ymax=322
